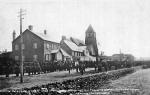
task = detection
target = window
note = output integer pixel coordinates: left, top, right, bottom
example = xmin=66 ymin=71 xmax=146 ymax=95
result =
xmin=79 ymin=53 xmax=81 ymax=56
xmin=15 ymin=56 xmax=19 ymax=61
xmin=21 ymin=44 xmax=25 ymax=49
xmin=45 ymin=54 xmax=49 ymax=61
xmin=46 ymin=44 xmax=49 ymax=49
xmin=15 ymin=44 xmax=18 ymax=50
xmin=87 ymin=33 xmax=92 ymax=37
xmin=81 ymin=53 xmax=83 ymax=56
xmin=49 ymin=44 xmax=51 ymax=49
xmin=72 ymin=52 xmax=74 ymax=56
xmin=53 ymin=45 xmax=56 ymax=49
xmin=51 ymin=44 xmax=53 ymax=49
xmin=33 ymin=43 xmax=37 ymax=49
xmin=33 ymin=55 xmax=38 ymax=61
xmin=75 ymin=52 xmax=77 ymax=56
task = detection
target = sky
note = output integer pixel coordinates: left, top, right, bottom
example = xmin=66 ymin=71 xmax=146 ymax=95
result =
xmin=0 ymin=0 xmax=150 ymax=58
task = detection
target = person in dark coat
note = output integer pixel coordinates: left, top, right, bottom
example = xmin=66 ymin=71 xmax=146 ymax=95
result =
xmin=94 ymin=61 xmax=98 ymax=72
xmin=79 ymin=61 xmax=84 ymax=75
xmin=98 ymin=59 xmax=102 ymax=72
xmin=75 ymin=60 xmax=79 ymax=72
xmin=66 ymin=60 xmax=71 ymax=74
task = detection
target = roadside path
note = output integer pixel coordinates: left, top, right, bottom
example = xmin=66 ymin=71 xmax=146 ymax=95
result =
xmin=0 ymin=68 xmax=94 ymax=91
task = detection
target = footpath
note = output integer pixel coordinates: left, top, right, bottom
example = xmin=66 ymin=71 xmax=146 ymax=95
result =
xmin=0 ymin=68 xmax=94 ymax=91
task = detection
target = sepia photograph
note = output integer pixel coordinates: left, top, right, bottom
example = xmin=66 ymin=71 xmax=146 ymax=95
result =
xmin=0 ymin=0 xmax=150 ymax=95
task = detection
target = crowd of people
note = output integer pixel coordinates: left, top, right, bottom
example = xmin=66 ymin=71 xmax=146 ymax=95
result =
xmin=0 ymin=57 xmax=134 ymax=77
xmin=16 ymin=59 xmax=132 ymax=76
xmin=24 ymin=59 xmax=92 ymax=76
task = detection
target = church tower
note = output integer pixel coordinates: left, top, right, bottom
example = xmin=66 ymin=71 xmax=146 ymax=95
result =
xmin=85 ymin=25 xmax=98 ymax=56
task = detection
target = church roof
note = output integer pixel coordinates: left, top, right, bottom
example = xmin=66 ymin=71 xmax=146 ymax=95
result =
xmin=86 ymin=24 xmax=95 ymax=33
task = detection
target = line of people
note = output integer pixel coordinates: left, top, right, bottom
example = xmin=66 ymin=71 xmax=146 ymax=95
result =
xmin=3 ymin=58 xmax=133 ymax=77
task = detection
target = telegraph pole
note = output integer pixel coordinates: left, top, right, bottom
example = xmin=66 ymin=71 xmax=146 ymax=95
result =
xmin=18 ymin=8 xmax=26 ymax=83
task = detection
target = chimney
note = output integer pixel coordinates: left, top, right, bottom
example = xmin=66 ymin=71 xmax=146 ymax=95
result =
xmin=13 ymin=30 xmax=16 ymax=41
xmin=62 ymin=36 xmax=66 ymax=40
xmin=44 ymin=30 xmax=47 ymax=35
xmin=28 ymin=25 xmax=33 ymax=31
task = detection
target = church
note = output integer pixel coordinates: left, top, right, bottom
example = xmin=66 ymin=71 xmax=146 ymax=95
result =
xmin=60 ymin=25 xmax=99 ymax=61
xmin=11 ymin=25 xmax=99 ymax=62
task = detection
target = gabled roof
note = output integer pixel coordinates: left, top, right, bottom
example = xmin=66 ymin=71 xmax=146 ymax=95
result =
xmin=51 ymin=48 xmax=71 ymax=57
xmin=12 ymin=29 xmax=43 ymax=43
xmin=70 ymin=37 xmax=85 ymax=46
xmin=60 ymin=48 xmax=71 ymax=57
xmin=64 ymin=39 xmax=85 ymax=52
xmin=36 ymin=32 xmax=60 ymax=43
xmin=12 ymin=29 xmax=59 ymax=44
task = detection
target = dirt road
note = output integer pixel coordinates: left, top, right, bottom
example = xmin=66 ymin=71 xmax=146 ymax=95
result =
xmin=95 ymin=68 xmax=150 ymax=95
xmin=0 ymin=68 xmax=94 ymax=91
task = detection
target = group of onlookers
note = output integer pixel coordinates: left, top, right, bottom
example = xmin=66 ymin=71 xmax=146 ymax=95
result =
xmin=1 ymin=58 xmax=134 ymax=77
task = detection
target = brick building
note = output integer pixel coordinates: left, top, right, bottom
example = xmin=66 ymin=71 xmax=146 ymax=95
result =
xmin=12 ymin=26 xmax=60 ymax=63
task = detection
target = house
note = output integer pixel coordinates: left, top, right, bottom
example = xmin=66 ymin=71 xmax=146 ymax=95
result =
xmin=51 ymin=48 xmax=71 ymax=61
xmin=12 ymin=25 xmax=60 ymax=63
xmin=60 ymin=37 xmax=85 ymax=61
xmin=60 ymin=37 xmax=96 ymax=61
